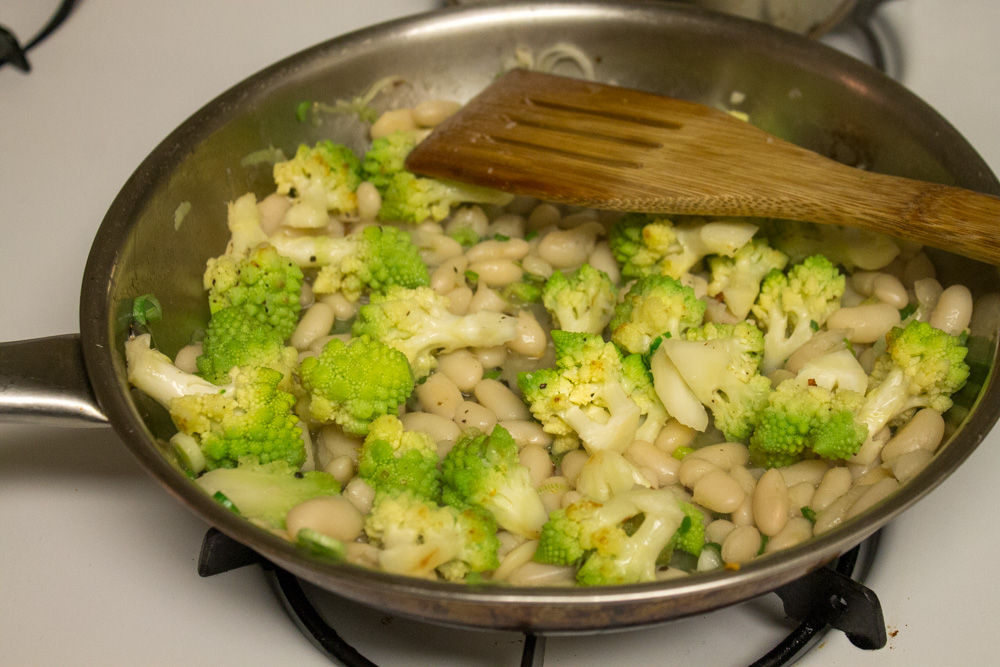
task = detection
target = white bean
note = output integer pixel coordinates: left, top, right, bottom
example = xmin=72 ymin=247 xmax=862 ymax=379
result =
xmin=521 ymin=254 xmax=554 ymax=280
xmin=787 ymin=482 xmax=816 ymax=517
xmin=355 ymin=181 xmax=381 ymax=221
xmin=507 ymin=562 xmax=577 ymax=587
xmin=436 ymin=349 xmax=484 ymax=392
xmin=399 ymin=411 xmax=461 ymax=444
xmin=343 ymin=478 xmax=376 ymax=515
xmin=784 ymin=329 xmax=850 ymax=373
xmin=453 ymin=401 xmax=498 ymax=433
xmin=527 ymin=203 xmax=561 ymax=229
xmin=903 ymin=252 xmax=936 ymax=286
xmin=845 ymin=478 xmax=900 ymax=520
xmin=474 ymin=345 xmax=508 ymax=369
xmin=587 ymin=241 xmax=621 ymax=285
xmin=624 ymin=440 xmax=680 ymax=487
xmin=692 ymin=470 xmax=746 ymax=514
xmin=537 ymin=227 xmax=597 ymax=270
xmin=825 ymin=303 xmax=901 ymax=344
xmin=468 ymin=259 xmax=523 ymax=287
xmin=491 ymin=540 xmax=539 ymax=582
xmin=416 ymin=373 xmax=464 ymax=419
xmin=290 ymin=302 xmax=335 ymax=351
xmin=507 ymin=310 xmax=547 ymax=358
xmin=679 ymin=457 xmax=723 ymax=489
xmin=446 ymin=205 xmax=489 ymax=240
xmin=560 ymin=449 xmax=590 ymax=487
xmin=174 ymin=343 xmax=202 ymax=374
xmin=560 ymin=490 xmax=584 ymax=509
xmin=730 ymin=494 xmax=756 ymax=528
xmin=475 ymin=379 xmax=531 ymax=421
xmin=299 ymin=282 xmax=316 ymax=309
xmin=687 ymin=442 xmax=750 ymax=471
xmin=370 ymin=108 xmax=416 ymax=139
xmin=880 ymin=408 xmax=945 ymax=462
xmin=778 ymin=460 xmax=831 ymax=487
xmin=446 ymin=286 xmax=473 ymax=315
xmin=500 ymin=420 xmax=553 ymax=449
xmin=753 ymin=469 xmax=790 ymax=537
xmin=430 ymin=255 xmax=469 ymax=295
xmin=705 ymin=519 xmax=736 ymax=545
xmin=538 ymin=476 xmax=570 ymax=513
xmin=883 ymin=448 xmax=933 ymax=484
xmin=318 ymin=425 xmax=363 ymax=463
xmin=413 ymin=99 xmax=461 ymax=127
xmin=813 ymin=485 xmax=868 ymax=535
xmin=258 ymin=193 xmax=292 ymax=235
xmin=489 ymin=214 xmax=527 ymax=239
xmin=654 ymin=419 xmax=697 ymax=455
xmin=286 ymin=496 xmax=365 ymax=542
xmin=811 ymin=466 xmax=853 ymax=512
xmin=466 ymin=237 xmax=531 ymax=263
xmin=317 ymin=292 xmax=359 ymax=320
xmin=929 ymin=284 xmax=973 ymax=335
xmin=764 ymin=517 xmax=813 ymax=554
xmin=872 ymin=274 xmax=909 ymax=309
xmin=721 ymin=525 xmax=761 ymax=564
xmin=323 ymin=455 xmax=355 ymax=485
xmin=519 ymin=444 xmax=553 ymax=488
xmin=467 ymin=284 xmax=508 ymax=313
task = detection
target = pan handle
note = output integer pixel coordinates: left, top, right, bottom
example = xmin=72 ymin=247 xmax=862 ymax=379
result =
xmin=0 ymin=334 xmax=109 ymax=426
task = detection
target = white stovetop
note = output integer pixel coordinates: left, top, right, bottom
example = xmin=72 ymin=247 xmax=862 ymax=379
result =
xmin=1 ymin=1 xmax=998 ymax=665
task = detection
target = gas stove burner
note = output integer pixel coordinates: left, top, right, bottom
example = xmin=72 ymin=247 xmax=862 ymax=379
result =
xmin=0 ymin=0 xmax=78 ymax=72
xmin=198 ymin=529 xmax=886 ymax=666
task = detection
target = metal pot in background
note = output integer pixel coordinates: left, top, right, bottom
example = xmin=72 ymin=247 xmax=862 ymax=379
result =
xmin=1 ymin=1 xmax=998 ymax=632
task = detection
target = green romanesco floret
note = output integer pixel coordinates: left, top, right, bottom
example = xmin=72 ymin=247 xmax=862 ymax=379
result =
xmin=269 ymin=224 xmax=429 ymax=302
xmin=763 ymin=219 xmax=900 ymax=271
xmin=361 ymin=130 xmax=513 ymax=224
xmin=609 ymin=274 xmax=706 ymax=355
xmin=540 ymin=263 xmax=617 ymax=334
xmin=441 ymin=425 xmax=548 ymax=539
xmin=609 ymin=213 xmax=758 ymax=280
xmin=196 ymin=458 xmax=340 ymax=529
xmin=364 ymin=490 xmax=500 ymax=581
xmin=204 ymin=243 xmax=305 ymax=340
xmin=169 ymin=364 xmax=304 ymax=471
xmin=749 ymin=378 xmax=868 ymax=468
xmin=195 ymin=305 xmax=298 ymax=385
xmin=654 ymin=322 xmax=772 ymax=442
xmin=665 ymin=501 xmax=707 ymax=559
xmin=351 ymin=285 xmax=518 ymax=379
xmin=273 ymin=140 xmax=362 ymax=214
xmin=357 ymin=415 xmax=441 ymax=501
xmin=751 ymin=254 xmax=845 ymax=373
xmin=534 ymin=489 xmax=686 ymax=586
xmin=707 ymin=238 xmax=789 ymax=320
xmin=518 ymin=331 xmax=659 ymax=454
xmin=855 ymin=320 xmax=969 ymax=460
xmin=299 ymin=336 xmax=414 ymax=435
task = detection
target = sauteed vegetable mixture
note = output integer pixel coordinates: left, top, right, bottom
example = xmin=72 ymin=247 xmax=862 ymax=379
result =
xmin=125 ymin=88 xmax=974 ymax=587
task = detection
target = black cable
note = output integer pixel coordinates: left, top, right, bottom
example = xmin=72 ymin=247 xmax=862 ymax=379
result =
xmin=0 ymin=0 xmax=78 ymax=72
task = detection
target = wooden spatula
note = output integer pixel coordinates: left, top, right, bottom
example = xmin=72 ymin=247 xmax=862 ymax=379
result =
xmin=404 ymin=69 xmax=1000 ymax=265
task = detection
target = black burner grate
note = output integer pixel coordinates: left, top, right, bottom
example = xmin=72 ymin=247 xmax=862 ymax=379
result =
xmin=198 ymin=528 xmax=885 ymax=667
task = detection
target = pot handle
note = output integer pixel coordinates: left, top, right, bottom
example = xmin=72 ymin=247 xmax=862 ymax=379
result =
xmin=0 ymin=334 xmax=109 ymax=426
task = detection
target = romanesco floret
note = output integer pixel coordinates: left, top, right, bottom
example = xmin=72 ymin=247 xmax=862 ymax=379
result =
xmin=169 ymin=365 xmax=304 ymax=470
xmin=196 ymin=458 xmax=340 ymax=529
xmin=540 ymin=263 xmax=617 ymax=334
xmin=620 ymin=352 xmax=670 ymax=444
xmin=609 ymin=274 xmax=706 ymax=355
xmin=665 ymin=501 xmax=707 ymax=559
xmin=364 ymin=490 xmax=500 ymax=581
xmin=654 ymin=322 xmax=772 ymax=442
xmin=441 ymin=425 xmax=548 ymax=539
xmin=299 ymin=336 xmax=414 ymax=435
xmin=269 ymin=224 xmax=429 ymax=302
xmin=707 ymin=238 xmax=789 ymax=320
xmin=749 ymin=378 xmax=868 ymax=468
xmin=518 ymin=331 xmax=645 ymax=454
xmin=851 ymin=320 xmax=969 ymax=465
xmin=351 ymin=285 xmax=518 ymax=379
xmin=204 ymin=243 xmax=305 ymax=340
xmin=357 ymin=415 xmax=441 ymax=501
xmin=273 ymin=140 xmax=362 ymax=214
xmin=609 ymin=213 xmax=758 ymax=280
xmin=534 ymin=489 xmax=686 ymax=586
xmin=361 ymin=130 xmax=513 ymax=223
xmin=195 ymin=305 xmax=298 ymax=385
xmin=751 ymin=254 xmax=845 ymax=373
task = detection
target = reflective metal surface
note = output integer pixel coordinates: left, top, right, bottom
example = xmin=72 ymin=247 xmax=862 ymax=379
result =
xmin=18 ymin=1 xmax=1000 ymax=631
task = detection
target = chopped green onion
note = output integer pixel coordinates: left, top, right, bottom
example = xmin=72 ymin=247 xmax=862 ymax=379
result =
xmin=801 ymin=506 xmax=817 ymax=524
xmin=843 ymin=338 xmax=855 ymax=355
xmin=296 ymin=528 xmax=346 ymax=562
xmin=132 ymin=294 xmax=162 ymax=326
xmin=679 ymin=515 xmax=692 ymax=534
xmin=672 ymin=445 xmax=694 ymax=461
xmin=809 ymin=319 xmax=819 ymax=332
xmin=757 ymin=534 xmax=769 ymax=555
xmin=295 ymin=100 xmax=312 ymax=123
xmin=464 ymin=270 xmax=480 ymax=285
xmin=494 ymin=233 xmax=510 ymax=242
xmin=524 ymin=229 xmax=540 ymax=241
xmin=483 ymin=369 xmax=503 ymax=380
xmin=212 ymin=491 xmax=241 ymax=515
xmin=898 ymin=302 xmax=917 ymax=320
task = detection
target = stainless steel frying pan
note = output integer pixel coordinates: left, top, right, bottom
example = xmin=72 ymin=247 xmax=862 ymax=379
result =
xmin=1 ymin=1 xmax=997 ymax=632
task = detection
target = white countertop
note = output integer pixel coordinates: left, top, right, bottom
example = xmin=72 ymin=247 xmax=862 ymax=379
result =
xmin=1 ymin=1 xmax=999 ymax=665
